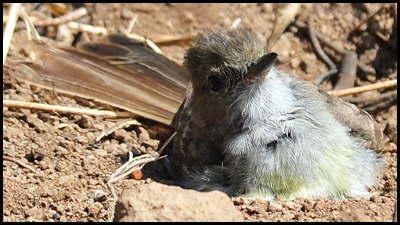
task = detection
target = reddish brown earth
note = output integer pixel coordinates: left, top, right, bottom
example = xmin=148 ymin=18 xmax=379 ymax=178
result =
xmin=3 ymin=3 xmax=397 ymax=222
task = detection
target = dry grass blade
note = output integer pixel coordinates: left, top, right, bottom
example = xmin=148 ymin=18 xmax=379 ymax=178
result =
xmin=67 ymin=21 xmax=107 ymax=35
xmin=123 ymin=13 xmax=163 ymax=54
xmin=107 ymin=152 xmax=164 ymax=200
xmin=96 ymin=119 xmax=142 ymax=142
xmin=3 ymin=99 xmax=133 ymax=119
xmin=3 ymin=155 xmax=36 ymax=173
xmin=3 ymin=3 xmax=21 ymax=66
xmin=125 ymin=33 xmax=163 ymax=54
xmin=19 ymin=5 xmax=42 ymax=43
xmin=157 ymin=131 xmax=177 ymax=155
xmin=266 ymin=3 xmax=301 ymax=50
xmin=149 ymin=34 xmax=193 ymax=46
xmin=125 ymin=14 xmax=138 ymax=34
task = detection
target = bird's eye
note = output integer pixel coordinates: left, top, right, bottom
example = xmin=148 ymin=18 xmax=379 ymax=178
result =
xmin=207 ymin=75 xmax=224 ymax=92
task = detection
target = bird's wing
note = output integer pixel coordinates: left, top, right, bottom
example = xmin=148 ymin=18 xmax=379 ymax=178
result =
xmin=317 ymin=87 xmax=384 ymax=151
xmin=10 ymin=34 xmax=189 ymax=125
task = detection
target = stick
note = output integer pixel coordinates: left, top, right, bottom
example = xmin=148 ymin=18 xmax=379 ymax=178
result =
xmin=3 ymin=155 xmax=36 ymax=173
xmin=308 ymin=15 xmax=336 ymax=70
xmin=294 ymin=20 xmax=375 ymax=75
xmin=3 ymin=99 xmax=133 ymax=119
xmin=33 ymin=7 xmax=88 ymax=27
xmin=96 ymin=119 xmax=142 ymax=142
xmin=328 ymin=79 xmax=397 ymax=97
xmin=334 ymin=51 xmax=358 ymax=90
xmin=315 ymin=69 xmax=338 ymax=84
xmin=67 ymin=21 xmax=107 ymax=35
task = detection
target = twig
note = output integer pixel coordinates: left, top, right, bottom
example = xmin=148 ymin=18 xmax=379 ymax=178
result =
xmin=96 ymin=119 xmax=142 ymax=142
xmin=3 ymin=3 xmax=20 ymax=66
xmin=33 ymin=7 xmax=87 ymax=27
xmin=67 ymin=21 xmax=107 ymax=35
xmin=3 ymin=155 xmax=36 ymax=173
xmin=328 ymin=79 xmax=397 ymax=97
xmin=308 ymin=14 xmax=340 ymax=84
xmin=315 ymin=69 xmax=338 ymax=84
xmin=334 ymin=51 xmax=358 ymax=90
xmin=308 ymin=15 xmax=337 ymax=70
xmin=318 ymin=33 xmax=375 ymax=75
xmin=3 ymin=99 xmax=133 ymax=119
xmin=295 ymin=20 xmax=375 ymax=75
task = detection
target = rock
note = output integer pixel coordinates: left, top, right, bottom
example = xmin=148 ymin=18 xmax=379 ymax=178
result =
xmin=59 ymin=175 xmax=75 ymax=186
xmin=113 ymin=182 xmax=244 ymax=222
xmin=340 ymin=209 xmax=372 ymax=222
xmin=268 ymin=202 xmax=283 ymax=212
xmin=76 ymin=115 xmax=93 ymax=129
xmin=313 ymin=198 xmax=327 ymax=210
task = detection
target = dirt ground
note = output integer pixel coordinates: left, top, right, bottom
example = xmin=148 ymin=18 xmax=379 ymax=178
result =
xmin=3 ymin=3 xmax=397 ymax=222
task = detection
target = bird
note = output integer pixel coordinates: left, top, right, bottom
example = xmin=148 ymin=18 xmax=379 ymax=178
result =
xmin=12 ymin=28 xmax=386 ymax=200
xmin=168 ymin=29 xmax=386 ymax=200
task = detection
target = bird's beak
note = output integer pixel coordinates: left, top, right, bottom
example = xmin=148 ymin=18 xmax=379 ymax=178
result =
xmin=240 ymin=52 xmax=278 ymax=84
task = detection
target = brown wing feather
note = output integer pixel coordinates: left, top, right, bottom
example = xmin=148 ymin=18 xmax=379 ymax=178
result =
xmin=12 ymin=35 xmax=189 ymax=125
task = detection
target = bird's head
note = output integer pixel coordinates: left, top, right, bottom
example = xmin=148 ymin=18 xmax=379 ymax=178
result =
xmin=184 ymin=29 xmax=278 ymax=97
